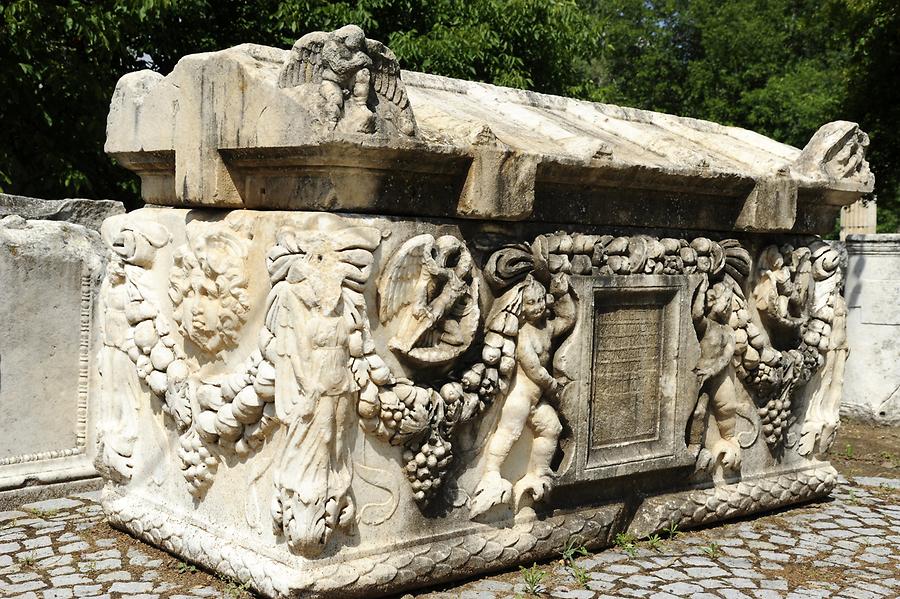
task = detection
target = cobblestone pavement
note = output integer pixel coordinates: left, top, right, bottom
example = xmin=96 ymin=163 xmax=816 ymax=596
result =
xmin=1 ymin=479 xmax=898 ymax=599
xmin=412 ymin=478 xmax=900 ymax=599
xmin=0 ymin=490 xmax=234 ymax=599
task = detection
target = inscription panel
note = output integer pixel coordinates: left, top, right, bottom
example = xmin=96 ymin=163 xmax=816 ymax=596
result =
xmin=563 ymin=274 xmax=702 ymax=484
xmin=591 ymin=302 xmax=663 ymax=448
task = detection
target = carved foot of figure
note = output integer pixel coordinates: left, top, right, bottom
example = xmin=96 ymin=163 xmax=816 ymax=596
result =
xmin=470 ymin=470 xmax=512 ymax=518
xmin=341 ymin=104 xmax=376 ymax=134
xmin=512 ymin=471 xmax=554 ymax=511
xmin=798 ymin=419 xmax=840 ymax=457
xmin=710 ymin=438 xmax=742 ymax=471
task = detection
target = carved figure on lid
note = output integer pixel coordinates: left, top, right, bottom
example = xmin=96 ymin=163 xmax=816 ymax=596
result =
xmin=278 ymin=25 xmax=416 ymax=135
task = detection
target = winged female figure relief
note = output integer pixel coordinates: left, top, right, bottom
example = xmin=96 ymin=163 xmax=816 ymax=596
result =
xmin=263 ymin=225 xmax=381 ymax=556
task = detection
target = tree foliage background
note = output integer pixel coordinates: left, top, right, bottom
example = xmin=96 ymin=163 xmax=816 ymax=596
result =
xmin=1 ymin=0 xmax=897 ymax=231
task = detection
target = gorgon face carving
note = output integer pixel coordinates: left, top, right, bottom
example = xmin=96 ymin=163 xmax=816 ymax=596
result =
xmin=169 ymin=225 xmax=251 ymax=354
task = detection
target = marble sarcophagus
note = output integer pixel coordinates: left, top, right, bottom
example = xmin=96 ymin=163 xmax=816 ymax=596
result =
xmin=96 ymin=25 xmax=872 ymax=598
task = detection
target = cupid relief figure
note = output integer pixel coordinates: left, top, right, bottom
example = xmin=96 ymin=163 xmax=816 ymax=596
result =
xmin=471 ymin=272 xmax=576 ymax=517
xmin=278 ymin=25 xmax=416 ymax=135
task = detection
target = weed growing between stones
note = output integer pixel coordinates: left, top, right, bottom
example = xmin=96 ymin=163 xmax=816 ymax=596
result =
xmin=560 ymin=538 xmax=590 ymax=587
xmin=614 ymin=532 xmax=638 ymax=557
xmin=701 ymin=541 xmax=721 ymax=558
xmin=18 ymin=553 xmax=36 ymax=567
xmin=518 ymin=562 xmax=547 ymax=595
xmin=170 ymin=558 xmax=198 ymax=574
xmin=646 ymin=533 xmax=664 ymax=551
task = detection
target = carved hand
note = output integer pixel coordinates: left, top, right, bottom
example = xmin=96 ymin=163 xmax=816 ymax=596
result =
xmin=549 ymin=272 xmax=569 ymax=297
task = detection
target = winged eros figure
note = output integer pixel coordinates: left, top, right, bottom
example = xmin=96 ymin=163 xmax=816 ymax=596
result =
xmin=278 ymin=25 xmax=417 ymax=135
xmin=377 ymin=234 xmax=480 ymax=367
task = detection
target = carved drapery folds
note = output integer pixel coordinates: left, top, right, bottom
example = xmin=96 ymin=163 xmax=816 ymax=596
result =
xmin=99 ymin=215 xmax=848 ymax=557
xmin=263 ymin=226 xmax=380 ymax=555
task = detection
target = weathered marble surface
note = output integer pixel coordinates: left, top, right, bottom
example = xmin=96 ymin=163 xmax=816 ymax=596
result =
xmin=0 ymin=215 xmax=108 ymax=490
xmin=95 ymin=25 xmax=871 ymax=599
xmin=843 ymin=234 xmax=900 ymax=425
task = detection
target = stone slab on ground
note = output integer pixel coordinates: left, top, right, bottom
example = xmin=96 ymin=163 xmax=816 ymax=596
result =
xmin=0 ymin=194 xmax=124 ymax=232
xmin=0 ymin=215 xmax=108 ymax=492
xmin=0 ymin=479 xmax=897 ymax=599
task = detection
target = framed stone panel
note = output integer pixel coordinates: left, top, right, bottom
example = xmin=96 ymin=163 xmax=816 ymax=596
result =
xmin=0 ymin=218 xmax=105 ymax=489
xmin=567 ymin=274 xmax=701 ymax=482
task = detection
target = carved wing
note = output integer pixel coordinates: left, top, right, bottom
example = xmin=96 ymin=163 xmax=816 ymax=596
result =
xmin=278 ymin=31 xmax=328 ymax=88
xmin=378 ymin=234 xmax=433 ymax=323
xmin=365 ymin=38 xmax=417 ymax=135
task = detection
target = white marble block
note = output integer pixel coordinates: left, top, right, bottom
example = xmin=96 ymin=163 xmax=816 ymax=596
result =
xmin=95 ymin=25 xmax=874 ymax=598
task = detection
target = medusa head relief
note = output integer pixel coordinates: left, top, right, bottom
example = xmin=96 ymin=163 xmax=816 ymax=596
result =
xmin=169 ymin=223 xmax=252 ymax=355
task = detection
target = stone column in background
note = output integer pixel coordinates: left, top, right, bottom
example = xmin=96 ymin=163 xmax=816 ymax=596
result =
xmin=840 ymin=199 xmax=877 ymax=239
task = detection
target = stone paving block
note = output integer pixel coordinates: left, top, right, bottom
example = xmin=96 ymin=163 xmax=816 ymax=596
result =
xmin=2 ymin=580 xmax=47 ymax=593
xmin=21 ymin=499 xmax=83 ymax=512
xmin=50 ymin=573 xmax=92 ymax=586
xmin=108 ymin=581 xmax=154 ymax=593
xmin=586 ymin=579 xmax=615 ymax=591
xmin=58 ymin=542 xmax=89 ymax=554
xmin=550 ymin=589 xmax=594 ymax=599
xmin=22 ymin=537 xmax=51 ymax=550
xmin=95 ymin=571 xmax=131 ymax=583
xmin=661 ymin=581 xmax=704 ymax=594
